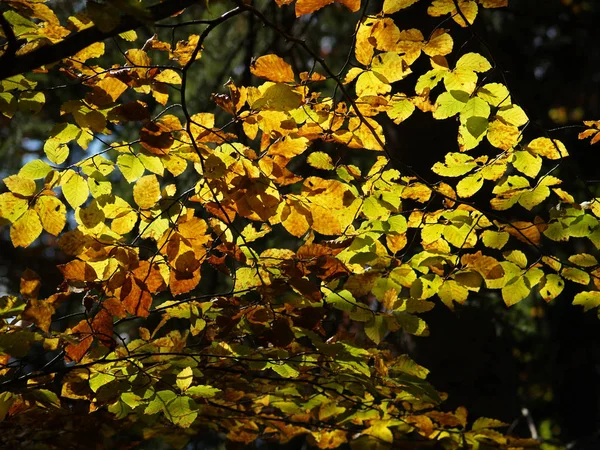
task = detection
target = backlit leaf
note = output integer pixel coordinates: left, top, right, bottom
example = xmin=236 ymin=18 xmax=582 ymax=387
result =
xmin=251 ymin=55 xmax=295 ymax=83
xmin=133 ymin=175 xmax=161 ymax=210
xmin=10 ymin=209 xmax=42 ymax=247
xmin=61 ymin=170 xmax=89 ymax=209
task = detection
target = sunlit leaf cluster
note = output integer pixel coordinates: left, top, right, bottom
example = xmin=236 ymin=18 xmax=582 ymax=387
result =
xmin=0 ymin=0 xmax=597 ymax=448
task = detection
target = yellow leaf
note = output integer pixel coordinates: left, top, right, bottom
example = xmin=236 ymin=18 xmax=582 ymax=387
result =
xmin=364 ymin=421 xmax=394 ymax=443
xmin=424 ymin=30 xmax=454 ymax=57
xmin=456 ymin=173 xmax=483 ymax=198
xmin=573 ymin=291 xmax=600 ymax=311
xmin=456 ymin=53 xmax=492 ymax=73
xmin=568 ymin=253 xmax=598 ymax=267
xmin=61 ymin=170 xmax=89 ymax=208
xmin=11 ymin=209 xmax=43 ymax=247
xmin=307 ymin=152 xmax=335 ymax=170
xmin=496 ymin=104 xmax=528 ymax=126
xmin=433 ymin=90 xmax=469 ymax=119
xmin=111 ymin=210 xmax=138 ymax=235
xmin=3 ymin=175 xmax=36 ymax=197
xmin=477 ymin=83 xmax=511 ymax=107
xmin=428 ymin=0 xmax=478 ymax=27
xmin=561 ymin=267 xmax=590 ymax=285
xmin=34 ymin=196 xmax=66 ymax=236
xmin=281 ymin=199 xmax=311 ymax=237
xmin=0 ymin=192 xmax=28 ymax=222
xmin=88 ymin=77 xmax=128 ymax=104
xmin=512 ymin=150 xmax=541 ymax=178
xmin=117 ymin=154 xmax=145 ymax=183
xmin=133 ymin=175 xmax=161 ymax=210
xmin=486 ymin=120 xmax=520 ymax=150
xmin=526 ymin=137 xmax=569 ymax=160
xmin=438 ymin=279 xmax=469 ymax=309
xmin=154 ymin=69 xmax=182 ymax=84
xmin=432 ymin=152 xmax=476 ymax=177
xmin=170 ymin=34 xmax=200 ymax=65
xmin=387 ymin=94 xmax=415 ymax=124
xmin=372 ymin=52 xmax=411 ymax=84
xmin=251 ymin=55 xmax=295 ymax=83
xmin=444 ymin=69 xmax=478 ymax=94
xmin=502 ymin=276 xmax=530 ymax=306
xmin=504 ymin=250 xmax=527 ymax=269
xmin=383 ymin=0 xmax=419 ymax=13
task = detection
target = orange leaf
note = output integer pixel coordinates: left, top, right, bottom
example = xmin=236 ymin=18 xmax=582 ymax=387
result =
xmin=251 ymin=55 xmax=295 ymax=83
xmin=58 ymin=260 xmax=98 ymax=282
xmin=121 ymin=276 xmax=152 ymax=317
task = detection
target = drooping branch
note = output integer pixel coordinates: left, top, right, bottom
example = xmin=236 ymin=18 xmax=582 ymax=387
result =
xmin=0 ymin=0 xmax=199 ymax=81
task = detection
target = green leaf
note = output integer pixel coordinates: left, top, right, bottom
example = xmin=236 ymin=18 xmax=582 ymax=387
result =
xmin=307 ymin=151 xmax=335 ymax=170
xmin=61 ymin=170 xmax=89 ymax=208
xmin=19 ymin=160 xmax=52 ymax=180
xmin=325 ymin=289 xmax=358 ymax=312
xmin=176 ymin=366 xmax=193 ymax=392
xmin=144 ymin=390 xmax=177 ymax=415
xmin=166 ymin=396 xmax=198 ymax=428
xmin=186 ymin=385 xmax=221 ymax=398
xmin=574 ymin=291 xmax=600 ymax=311
xmin=44 ymin=139 xmax=69 ymax=165
xmin=481 ymin=230 xmax=509 ymax=249
xmin=539 ymin=274 xmax=564 ymax=302
xmin=90 ymin=372 xmax=116 ymax=392
xmin=117 ymin=154 xmax=145 ymax=183
xmin=365 ymin=315 xmax=387 ymax=344
xmin=433 ymin=90 xmax=469 ymax=120
xmin=18 ymin=91 xmax=45 ymax=114
xmin=501 ymin=276 xmax=530 ymax=306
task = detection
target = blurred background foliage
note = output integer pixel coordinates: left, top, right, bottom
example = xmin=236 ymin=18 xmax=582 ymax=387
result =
xmin=2 ymin=0 xmax=600 ymax=448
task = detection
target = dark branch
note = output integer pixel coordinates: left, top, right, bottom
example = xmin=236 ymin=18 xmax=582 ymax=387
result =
xmin=0 ymin=13 xmax=18 ymax=61
xmin=0 ymin=0 xmax=199 ymax=81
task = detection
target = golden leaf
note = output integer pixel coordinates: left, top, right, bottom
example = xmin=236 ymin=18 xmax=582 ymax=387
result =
xmin=34 ymin=196 xmax=66 ymax=236
xmin=251 ymin=55 xmax=295 ymax=83
xmin=133 ymin=175 xmax=161 ymax=210
xmin=10 ymin=209 xmax=43 ymax=248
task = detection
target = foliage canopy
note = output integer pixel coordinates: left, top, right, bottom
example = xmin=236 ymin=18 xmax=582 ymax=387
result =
xmin=0 ymin=0 xmax=598 ymax=448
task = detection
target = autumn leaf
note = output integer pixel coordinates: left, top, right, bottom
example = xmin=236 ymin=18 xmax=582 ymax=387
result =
xmin=133 ymin=175 xmax=161 ymax=209
xmin=251 ymin=55 xmax=295 ymax=83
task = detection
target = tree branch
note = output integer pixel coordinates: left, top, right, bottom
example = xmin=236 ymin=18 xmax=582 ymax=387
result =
xmin=0 ymin=13 xmax=18 ymax=61
xmin=0 ymin=0 xmax=199 ymax=81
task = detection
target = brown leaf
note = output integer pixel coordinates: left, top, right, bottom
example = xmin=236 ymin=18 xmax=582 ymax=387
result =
xmin=64 ymin=319 xmax=93 ymax=363
xmin=102 ymin=297 xmax=127 ymax=319
xmin=139 ymin=121 xmax=174 ymax=155
xmin=22 ymin=299 xmax=54 ymax=332
xmin=132 ymin=260 xmax=167 ymax=294
xmin=170 ymin=267 xmax=201 ymax=296
xmin=121 ymin=276 xmax=152 ymax=317
xmin=64 ymin=309 xmax=114 ymax=362
xmin=20 ymin=268 xmax=41 ymax=300
xmin=505 ymin=220 xmax=541 ymax=245
xmin=58 ymin=260 xmax=98 ymax=282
